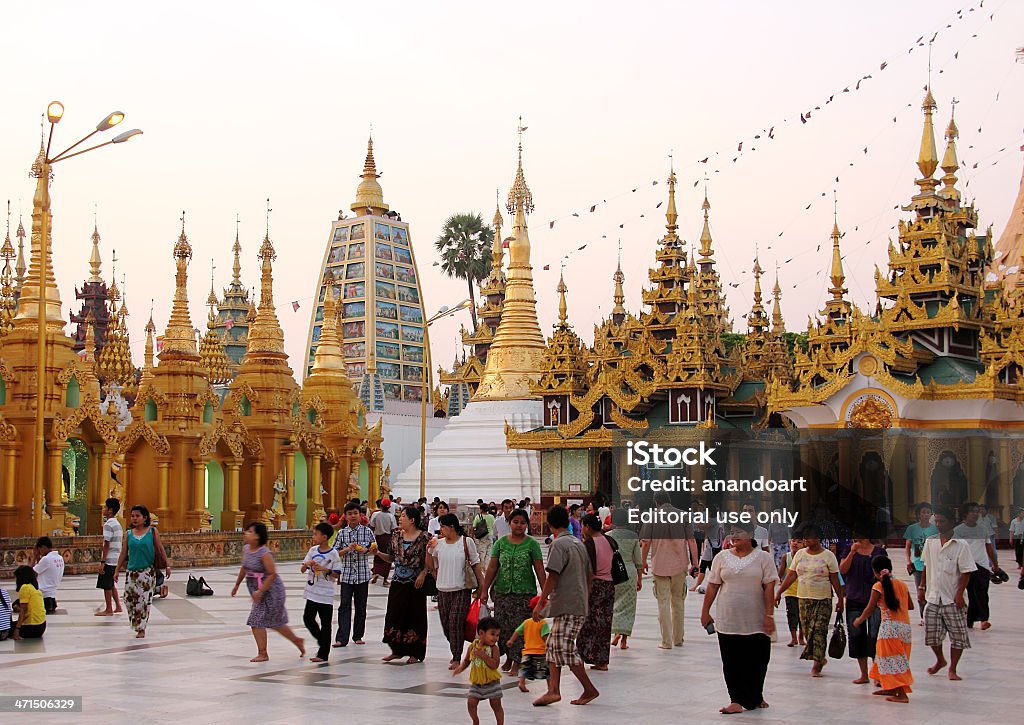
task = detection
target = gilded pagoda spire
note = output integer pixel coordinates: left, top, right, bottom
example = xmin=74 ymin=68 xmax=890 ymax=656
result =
xmin=699 ymin=191 xmax=714 ymax=260
xmin=557 ymin=270 xmax=568 ymax=328
xmin=231 ymin=221 xmax=242 ymax=284
xmin=939 ymin=102 xmax=960 ymax=202
xmin=749 ymin=254 xmax=767 ymax=330
xmin=665 ymin=165 xmax=679 ymax=239
xmin=490 ymin=191 xmax=505 ymax=277
xmin=14 ymin=212 xmax=26 ymax=292
xmin=160 ymin=212 xmax=200 ymax=360
xmin=138 ymin=304 xmax=156 ymax=389
xmin=916 ymin=87 xmax=940 ymax=196
xmin=14 ymin=131 xmax=63 ymax=328
xmin=198 ymin=259 xmax=232 ymax=384
xmin=82 ymin=313 xmax=98 ymax=363
xmin=828 ymin=219 xmax=847 ymax=302
xmin=88 ymin=217 xmax=103 ymax=283
xmin=474 ymin=119 xmax=546 ymax=401
xmin=611 ymin=241 xmax=626 ymax=322
xmin=245 ymin=202 xmax=286 ymax=357
xmin=0 ymin=202 xmax=16 ymax=335
xmin=310 ymin=273 xmax=348 ymax=375
xmin=771 ymin=268 xmax=786 ymax=334
xmin=351 ymin=136 xmax=389 ymax=216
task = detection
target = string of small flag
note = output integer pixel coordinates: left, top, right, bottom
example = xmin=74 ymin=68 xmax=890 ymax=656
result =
xmin=530 ymin=0 xmax=1014 ymax=306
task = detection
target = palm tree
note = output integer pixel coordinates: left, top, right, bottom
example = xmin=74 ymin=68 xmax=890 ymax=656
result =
xmin=435 ymin=213 xmax=493 ymax=332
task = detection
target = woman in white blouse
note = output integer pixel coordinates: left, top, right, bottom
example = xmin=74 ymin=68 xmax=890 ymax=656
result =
xmin=428 ymin=513 xmax=484 ymax=668
xmin=700 ymin=520 xmax=779 ymax=714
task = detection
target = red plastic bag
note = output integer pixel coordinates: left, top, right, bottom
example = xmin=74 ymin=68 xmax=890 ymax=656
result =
xmin=465 ymin=599 xmax=490 ymax=642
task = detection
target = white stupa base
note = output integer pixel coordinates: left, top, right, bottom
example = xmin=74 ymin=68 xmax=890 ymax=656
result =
xmin=392 ymin=398 xmax=543 ymax=504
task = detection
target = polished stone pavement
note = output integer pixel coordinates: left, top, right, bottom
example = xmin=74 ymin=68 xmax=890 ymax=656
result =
xmin=1 ymin=548 xmax=1019 ymax=724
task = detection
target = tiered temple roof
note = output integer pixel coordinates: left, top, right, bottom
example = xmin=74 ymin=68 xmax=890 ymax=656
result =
xmin=70 ymin=222 xmax=112 ymax=357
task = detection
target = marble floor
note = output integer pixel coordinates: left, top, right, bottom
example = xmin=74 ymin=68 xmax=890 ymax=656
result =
xmin=1 ymin=547 xmax=1019 ymax=724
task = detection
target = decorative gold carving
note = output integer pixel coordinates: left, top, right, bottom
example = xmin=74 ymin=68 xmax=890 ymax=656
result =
xmin=847 ymin=395 xmax=894 ymax=429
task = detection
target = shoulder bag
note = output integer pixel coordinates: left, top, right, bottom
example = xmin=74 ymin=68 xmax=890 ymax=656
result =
xmin=608 ymin=535 xmax=629 ymax=585
xmin=152 ymin=528 xmax=168 ymax=571
xmin=463 ymin=536 xmax=480 ymax=590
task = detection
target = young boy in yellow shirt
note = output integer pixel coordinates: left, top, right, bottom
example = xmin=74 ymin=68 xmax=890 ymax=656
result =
xmin=454 ymin=616 xmax=504 ymax=725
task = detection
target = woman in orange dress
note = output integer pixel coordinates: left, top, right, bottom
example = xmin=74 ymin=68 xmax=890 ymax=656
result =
xmin=853 ymin=555 xmax=914 ymax=703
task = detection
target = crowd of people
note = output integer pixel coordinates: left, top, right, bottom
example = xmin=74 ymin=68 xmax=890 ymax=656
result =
xmin=2 ymin=493 xmax=1020 ymax=722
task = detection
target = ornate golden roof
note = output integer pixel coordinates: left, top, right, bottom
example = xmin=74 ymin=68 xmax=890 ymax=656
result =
xmin=531 ymin=272 xmax=589 ymax=398
xmin=351 ymin=137 xmax=389 ymax=216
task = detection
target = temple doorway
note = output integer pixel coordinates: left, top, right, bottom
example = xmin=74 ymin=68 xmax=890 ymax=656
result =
xmin=205 ymin=461 xmax=224 ymax=531
xmin=63 ymin=439 xmax=89 ymax=533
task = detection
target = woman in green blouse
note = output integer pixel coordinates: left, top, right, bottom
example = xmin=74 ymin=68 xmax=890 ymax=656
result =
xmin=480 ymin=508 xmax=546 ymax=675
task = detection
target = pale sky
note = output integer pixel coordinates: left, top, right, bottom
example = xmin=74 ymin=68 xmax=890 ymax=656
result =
xmin=2 ymin=1 xmax=1022 ymax=382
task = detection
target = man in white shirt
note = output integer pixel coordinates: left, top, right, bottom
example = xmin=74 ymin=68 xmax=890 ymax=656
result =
xmin=921 ymin=505 xmax=976 ymax=680
xmin=1008 ymin=508 xmax=1024 ymax=572
xmin=369 ymin=500 xmax=397 ymax=585
xmin=493 ymin=499 xmax=514 ymax=540
xmin=742 ymin=503 xmax=770 ymax=551
xmin=33 ymin=536 xmax=65 ymax=613
xmin=96 ymin=498 xmax=124 ymax=616
xmin=953 ymin=502 xmax=1002 ymax=630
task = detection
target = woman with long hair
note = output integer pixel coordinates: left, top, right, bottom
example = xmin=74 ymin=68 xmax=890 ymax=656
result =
xmin=700 ymin=521 xmax=778 ymax=713
xmin=577 ymin=513 xmax=616 ymax=670
xmin=231 ymin=521 xmax=305 ymax=662
xmin=607 ymin=508 xmax=642 ymax=649
xmin=429 ymin=513 xmax=484 ymax=668
xmin=776 ymin=523 xmax=844 ymax=676
xmin=114 ymin=505 xmax=170 ymax=638
xmin=379 ymin=506 xmax=430 ymax=663
xmin=480 ymin=508 xmax=545 ymax=674
xmin=853 ymin=555 xmax=914 ymax=703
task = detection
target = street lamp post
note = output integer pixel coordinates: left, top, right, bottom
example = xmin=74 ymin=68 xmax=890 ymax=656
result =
xmin=31 ymin=103 xmax=142 ymax=535
xmin=418 ymin=299 xmax=471 ymax=499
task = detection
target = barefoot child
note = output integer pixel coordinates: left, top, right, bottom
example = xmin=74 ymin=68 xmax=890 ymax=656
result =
xmin=454 ymin=616 xmax=505 ymax=725
xmin=778 ymin=537 xmax=804 ymax=646
xmin=853 ymin=556 xmax=913 ymax=703
xmin=506 ymin=595 xmax=549 ymax=693
xmin=301 ymin=523 xmax=341 ymax=662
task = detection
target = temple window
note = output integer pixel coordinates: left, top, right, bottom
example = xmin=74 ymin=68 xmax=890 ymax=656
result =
xmin=65 ymin=375 xmax=80 ymax=408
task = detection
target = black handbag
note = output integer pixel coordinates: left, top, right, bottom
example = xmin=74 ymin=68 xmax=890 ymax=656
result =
xmin=420 ymin=572 xmax=438 ymax=597
xmin=186 ymin=574 xmax=215 ymax=596
xmin=827 ymin=612 xmax=847 ymax=659
xmin=608 ymin=537 xmax=629 ymax=585
xmin=186 ymin=575 xmax=202 ymax=596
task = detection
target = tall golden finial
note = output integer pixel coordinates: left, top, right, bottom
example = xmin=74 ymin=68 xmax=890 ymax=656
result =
xmin=829 ymin=198 xmax=847 ymax=302
xmin=771 ymin=264 xmax=786 ymax=334
xmin=82 ymin=313 xmax=97 ymax=364
xmin=612 ymin=239 xmax=626 ymax=321
xmin=557 ymin=267 xmax=568 ymax=327
xmin=14 ymin=208 xmax=26 ymax=291
xmin=108 ymin=249 xmax=120 ymax=304
xmin=507 ymin=117 xmax=535 ymax=216
xmin=752 ymin=253 xmax=764 ymax=307
xmin=916 ymin=86 xmax=939 ymax=193
xmin=351 ymin=135 xmax=389 ymax=215
xmin=207 ymin=259 xmax=218 ymax=306
xmin=160 ymin=211 xmax=199 ymax=359
xmin=1 ymin=201 xmax=13 ymax=267
xmin=232 ymin=213 xmax=242 ymax=284
xmin=245 ymin=199 xmax=286 ymax=357
xmin=144 ymin=300 xmax=156 ymax=365
xmin=665 ymin=154 xmax=679 ymax=238
xmin=698 ymin=183 xmax=714 ymax=261
xmin=0 ymin=201 xmax=16 ymax=335
xmin=939 ymin=98 xmax=960 ymax=202
xmin=310 ymin=272 xmax=348 ymax=375
xmin=87 ymin=206 xmax=103 ymax=283
xmin=491 ymin=188 xmax=505 ymax=272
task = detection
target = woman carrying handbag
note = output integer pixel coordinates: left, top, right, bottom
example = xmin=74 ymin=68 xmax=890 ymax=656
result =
xmin=114 ymin=505 xmax=170 ymax=638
